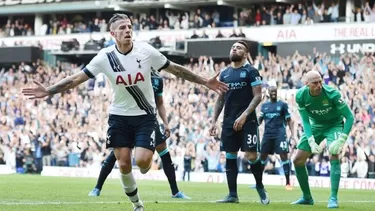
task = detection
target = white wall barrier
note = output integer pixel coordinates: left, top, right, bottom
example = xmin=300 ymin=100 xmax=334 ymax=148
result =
xmin=37 ymin=166 xmax=375 ymax=190
xmin=0 ymin=164 xmax=15 ymax=174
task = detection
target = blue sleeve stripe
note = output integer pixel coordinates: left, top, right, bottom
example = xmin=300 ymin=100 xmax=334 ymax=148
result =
xmin=251 ymin=81 xmax=262 ymax=86
xmin=83 ymin=68 xmax=95 ymax=78
xmin=157 ymin=93 xmax=163 ymax=96
xmin=285 ymin=115 xmax=291 ymax=119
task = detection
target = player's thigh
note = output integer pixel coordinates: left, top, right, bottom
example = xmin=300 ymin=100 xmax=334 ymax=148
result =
xmin=106 ymin=114 xmax=135 ymax=149
xmin=241 ymin=123 xmax=260 ymax=153
xmin=220 ymin=127 xmax=241 ymax=153
xmin=260 ymin=137 xmax=276 ymax=155
xmin=134 ymin=114 xmax=158 ymax=152
xmin=114 ymin=148 xmax=132 ymax=172
xmin=275 ymin=135 xmax=289 ymax=154
xmin=297 ymin=129 xmax=325 ymax=153
xmin=324 ymin=125 xmax=344 ymax=147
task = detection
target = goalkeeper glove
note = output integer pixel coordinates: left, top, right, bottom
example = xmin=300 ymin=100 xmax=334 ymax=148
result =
xmin=308 ymin=136 xmax=322 ymax=154
xmin=329 ymin=133 xmax=348 ymax=155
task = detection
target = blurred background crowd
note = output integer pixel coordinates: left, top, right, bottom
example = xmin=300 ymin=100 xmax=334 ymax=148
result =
xmin=1 ymin=0 xmax=375 ymax=37
xmin=0 ymin=0 xmax=374 ymax=181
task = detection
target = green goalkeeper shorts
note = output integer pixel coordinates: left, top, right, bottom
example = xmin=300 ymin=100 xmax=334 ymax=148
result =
xmin=297 ymin=125 xmax=343 ymax=153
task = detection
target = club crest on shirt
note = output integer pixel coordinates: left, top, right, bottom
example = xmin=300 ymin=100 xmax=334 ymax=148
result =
xmin=277 ymin=106 xmax=281 ymax=111
xmin=240 ymin=71 xmax=246 ymax=78
xmin=322 ymin=99 xmax=329 ymax=106
xmin=136 ymin=58 xmax=142 ymax=68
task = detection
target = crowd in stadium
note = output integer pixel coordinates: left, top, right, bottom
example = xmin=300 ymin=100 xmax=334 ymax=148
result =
xmin=0 ymin=47 xmax=374 ymax=179
xmin=1 ymin=1 xmax=375 ymax=37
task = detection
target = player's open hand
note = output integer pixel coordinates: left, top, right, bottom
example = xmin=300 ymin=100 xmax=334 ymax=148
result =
xmin=205 ymin=72 xmax=229 ymax=95
xmin=233 ymin=114 xmax=247 ymax=131
xmin=164 ymin=126 xmax=171 ymax=138
xmin=328 ymin=133 xmax=347 ymax=155
xmin=307 ymin=136 xmax=322 ymax=154
xmin=22 ymin=81 xmax=49 ymax=99
xmin=209 ymin=125 xmax=217 ymax=136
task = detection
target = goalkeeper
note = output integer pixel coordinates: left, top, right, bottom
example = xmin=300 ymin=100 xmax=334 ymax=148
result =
xmin=291 ymin=70 xmax=354 ymax=209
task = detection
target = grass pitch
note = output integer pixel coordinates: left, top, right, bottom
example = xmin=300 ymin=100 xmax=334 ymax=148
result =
xmin=0 ymin=174 xmax=374 ymax=211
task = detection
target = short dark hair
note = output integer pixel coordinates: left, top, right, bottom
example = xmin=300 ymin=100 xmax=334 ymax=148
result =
xmin=108 ymin=13 xmax=131 ymax=30
xmin=235 ymin=40 xmax=249 ymax=53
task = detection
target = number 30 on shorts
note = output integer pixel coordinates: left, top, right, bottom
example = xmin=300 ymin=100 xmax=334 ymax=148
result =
xmin=247 ymin=134 xmax=257 ymax=146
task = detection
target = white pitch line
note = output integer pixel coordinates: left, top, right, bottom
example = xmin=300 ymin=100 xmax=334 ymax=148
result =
xmin=1 ymin=200 xmax=375 ymax=205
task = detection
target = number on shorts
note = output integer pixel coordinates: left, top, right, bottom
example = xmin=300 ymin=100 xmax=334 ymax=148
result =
xmin=247 ymin=134 xmax=257 ymax=146
xmin=280 ymin=141 xmax=287 ymax=150
xmin=150 ymin=131 xmax=155 ymax=146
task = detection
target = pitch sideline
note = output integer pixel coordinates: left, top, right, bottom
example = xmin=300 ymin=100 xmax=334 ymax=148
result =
xmin=1 ymin=200 xmax=375 ymax=205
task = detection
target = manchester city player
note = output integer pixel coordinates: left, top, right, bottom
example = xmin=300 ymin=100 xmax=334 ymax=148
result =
xmin=292 ymin=70 xmax=354 ymax=208
xmin=210 ymin=40 xmax=269 ymax=205
xmin=259 ymin=86 xmax=295 ymax=190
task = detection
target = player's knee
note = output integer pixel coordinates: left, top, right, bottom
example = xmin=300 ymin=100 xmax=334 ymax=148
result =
xmin=118 ymin=161 xmax=132 ymax=174
xmin=135 ymin=158 xmax=151 ymax=170
xmin=292 ymin=157 xmax=305 ymax=167
xmin=260 ymin=153 xmax=268 ymax=161
xmin=279 ymin=153 xmax=288 ymax=161
xmin=155 ymin=142 xmax=167 ymax=153
xmin=245 ymin=152 xmax=258 ymax=162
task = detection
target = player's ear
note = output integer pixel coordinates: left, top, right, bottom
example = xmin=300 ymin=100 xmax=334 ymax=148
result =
xmin=110 ymin=31 xmax=115 ymax=37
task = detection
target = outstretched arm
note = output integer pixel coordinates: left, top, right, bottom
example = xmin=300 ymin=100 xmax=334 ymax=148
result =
xmin=163 ymin=61 xmax=207 ymax=85
xmin=163 ymin=61 xmax=228 ymax=94
xmin=47 ymin=71 xmax=90 ymax=95
xmin=22 ymin=71 xmax=90 ymax=99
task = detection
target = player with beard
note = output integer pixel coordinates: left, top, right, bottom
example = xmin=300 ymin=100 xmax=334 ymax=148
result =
xmin=210 ymin=40 xmax=269 ymax=204
xmin=258 ymin=86 xmax=295 ymax=190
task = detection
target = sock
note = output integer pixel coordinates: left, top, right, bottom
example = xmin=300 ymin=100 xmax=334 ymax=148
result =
xmin=295 ymin=166 xmax=312 ymax=200
xmin=159 ymin=149 xmax=179 ymax=195
xmin=282 ymin=160 xmax=291 ymax=185
xmin=120 ymin=172 xmax=142 ymax=206
xmin=330 ymin=159 xmax=341 ymax=199
xmin=95 ymin=151 xmax=117 ymax=190
xmin=249 ymin=158 xmax=264 ymax=189
xmin=225 ymin=153 xmax=238 ymax=197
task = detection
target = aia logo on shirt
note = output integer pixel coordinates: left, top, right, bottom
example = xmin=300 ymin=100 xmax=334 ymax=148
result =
xmin=116 ymin=72 xmax=145 ymax=86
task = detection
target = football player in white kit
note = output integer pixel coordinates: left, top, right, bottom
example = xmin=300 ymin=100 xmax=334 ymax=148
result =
xmin=22 ymin=13 xmax=228 ymax=211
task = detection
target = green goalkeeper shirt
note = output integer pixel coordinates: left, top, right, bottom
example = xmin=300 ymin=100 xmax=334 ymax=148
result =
xmin=295 ymin=84 xmax=354 ymax=139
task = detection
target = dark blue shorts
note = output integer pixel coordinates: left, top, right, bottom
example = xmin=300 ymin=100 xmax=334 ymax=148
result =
xmin=155 ymin=121 xmax=167 ymax=146
xmin=106 ymin=114 xmax=157 ymax=152
xmin=220 ymin=122 xmax=259 ymax=153
xmin=260 ymin=135 xmax=289 ymax=155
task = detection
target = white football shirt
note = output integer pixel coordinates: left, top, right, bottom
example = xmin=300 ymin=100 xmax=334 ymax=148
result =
xmin=83 ymin=42 xmax=169 ymax=116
